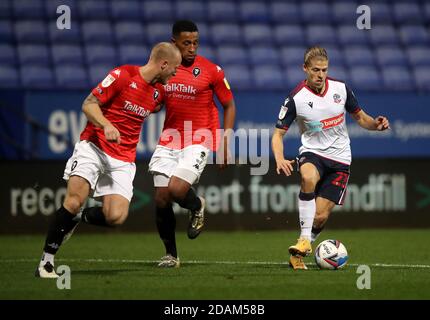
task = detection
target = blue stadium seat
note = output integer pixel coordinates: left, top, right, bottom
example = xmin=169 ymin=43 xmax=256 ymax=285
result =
xmin=393 ymin=2 xmax=423 ymax=23
xmin=110 ymin=0 xmax=141 ymax=20
xmin=18 ymin=44 xmax=50 ymax=66
xmin=413 ymin=67 xmax=430 ymax=91
xmin=375 ymin=47 xmax=408 ymax=67
xmin=45 ymin=0 xmax=78 ymax=19
xmin=142 ymin=1 xmax=174 ymax=22
xmin=242 ymin=24 xmax=273 ymax=46
xmin=198 ymin=45 xmax=216 ymax=63
xmin=332 ymin=2 xmax=358 ymax=24
xmin=253 ymin=65 xmax=284 ymax=90
xmin=369 ymin=25 xmax=399 ymax=46
xmin=349 ymin=66 xmax=382 ymax=91
xmin=284 ymin=68 xmax=305 ymax=92
xmin=424 ymin=3 xmax=430 ymax=23
xmin=48 ymin=20 xmax=81 ymax=43
xmin=223 ymin=65 xmax=253 ymax=90
xmin=344 ymin=47 xmax=375 ymax=67
xmin=370 ymin=3 xmax=393 ymax=24
xmin=118 ymin=44 xmax=150 ymax=65
xmin=145 ymin=23 xmax=171 ymax=45
xmin=114 ymin=22 xmax=145 ymax=44
xmin=338 ymin=25 xmax=369 ymax=46
xmin=55 ymin=65 xmax=89 ymax=89
xmin=306 ymin=25 xmax=337 ymax=46
xmin=0 ymin=44 xmax=16 ymax=65
xmin=274 ymin=25 xmax=306 ymax=46
xmin=239 ymin=1 xmax=269 ymax=23
xmin=328 ymin=66 xmax=349 ymax=83
xmin=301 ymin=2 xmax=331 ymax=24
xmin=280 ymin=46 xmax=307 ymax=69
xmin=211 ymin=24 xmax=242 ymax=45
xmin=15 ymin=20 xmax=48 ymax=43
xmin=0 ymin=0 xmax=11 ymax=18
xmin=89 ymin=64 xmax=115 ymax=86
xmin=381 ymin=67 xmax=414 ymax=91
xmin=175 ymin=1 xmax=206 ymax=22
xmin=13 ymin=0 xmax=45 ymax=18
xmin=399 ymin=25 xmax=429 ymax=46
xmin=196 ymin=23 xmax=210 ymax=45
xmin=207 ymin=1 xmax=237 ymax=23
xmin=0 ymin=20 xmax=13 ymax=43
xmin=85 ymin=44 xmax=117 ymax=65
xmin=51 ymin=44 xmax=84 ymax=65
xmin=0 ymin=65 xmax=19 ymax=88
xmin=249 ymin=46 xmax=280 ymax=66
xmin=325 ymin=47 xmax=345 ymax=67
xmin=21 ymin=65 xmax=55 ymax=89
xmin=406 ymin=47 xmax=430 ymax=67
xmin=78 ymin=0 xmax=110 ymax=19
xmin=81 ymin=21 xmax=114 ymax=44
xmin=269 ymin=2 xmax=301 ymax=24
xmin=216 ymin=46 xmax=249 ymax=66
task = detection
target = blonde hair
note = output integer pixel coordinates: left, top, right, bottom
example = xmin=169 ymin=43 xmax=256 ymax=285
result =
xmin=304 ymin=46 xmax=328 ymax=66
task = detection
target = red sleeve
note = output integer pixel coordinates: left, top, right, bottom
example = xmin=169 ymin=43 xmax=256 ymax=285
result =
xmin=91 ymin=66 xmax=130 ymax=105
xmin=212 ymin=65 xmax=234 ymax=106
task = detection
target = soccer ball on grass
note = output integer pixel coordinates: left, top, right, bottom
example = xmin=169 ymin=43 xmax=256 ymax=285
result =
xmin=314 ymin=239 xmax=348 ymax=270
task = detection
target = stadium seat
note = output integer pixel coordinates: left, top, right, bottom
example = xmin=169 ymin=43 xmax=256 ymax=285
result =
xmin=424 ymin=2 xmax=430 ymax=23
xmin=216 ymin=46 xmax=249 ymax=66
xmin=81 ymin=21 xmax=114 ymax=44
xmin=393 ymin=2 xmax=423 ymax=24
xmin=370 ymin=3 xmax=393 ymax=24
xmin=337 ymin=25 xmax=370 ymax=46
xmin=15 ymin=20 xmax=48 ymax=43
xmin=381 ymin=67 xmax=414 ymax=91
xmin=239 ymin=1 xmax=269 ymax=23
xmin=306 ymin=25 xmax=337 ymax=46
xmin=413 ymin=67 xmax=430 ymax=91
xmin=399 ymin=25 xmax=429 ymax=46
xmin=198 ymin=45 xmax=216 ymax=63
xmin=89 ymin=64 xmax=115 ymax=86
xmin=0 ymin=44 xmax=16 ymax=65
xmin=406 ymin=47 xmax=430 ymax=67
xmin=253 ymin=65 xmax=285 ymax=90
xmin=274 ymin=25 xmax=306 ymax=46
xmin=248 ymin=46 xmax=280 ymax=66
xmin=55 ymin=65 xmax=89 ymax=89
xmin=78 ymin=0 xmax=110 ymax=19
xmin=332 ymin=2 xmax=358 ymax=24
xmin=175 ymin=1 xmax=206 ymax=22
xmin=0 ymin=65 xmax=19 ymax=88
xmin=242 ymin=24 xmax=273 ymax=46
xmin=142 ymin=1 xmax=174 ymax=22
xmin=0 ymin=20 xmax=13 ymax=43
xmin=207 ymin=1 xmax=237 ymax=23
xmin=223 ymin=65 xmax=253 ymax=90
xmin=284 ymin=67 xmax=306 ymax=92
xmin=325 ymin=47 xmax=345 ymax=67
xmin=20 ymin=65 xmax=55 ymax=89
xmin=0 ymin=0 xmax=11 ymax=19
xmin=349 ymin=66 xmax=382 ymax=91
xmin=344 ymin=47 xmax=376 ymax=67
xmin=51 ymin=44 xmax=84 ymax=65
xmin=211 ymin=23 xmax=242 ymax=45
xmin=13 ymin=0 xmax=45 ymax=19
xmin=301 ymin=2 xmax=331 ymax=24
xmin=48 ymin=20 xmax=81 ymax=44
xmin=45 ymin=0 xmax=78 ymax=19
xmin=375 ymin=47 xmax=408 ymax=67
xmin=279 ymin=46 xmax=307 ymax=68
xmin=145 ymin=23 xmax=171 ymax=45
xmin=328 ymin=66 xmax=349 ymax=83
xmin=196 ymin=23 xmax=210 ymax=45
xmin=110 ymin=0 xmax=141 ymax=20
xmin=369 ymin=25 xmax=399 ymax=46
xmin=118 ymin=44 xmax=150 ymax=65
xmin=269 ymin=2 xmax=301 ymax=23
xmin=18 ymin=44 xmax=50 ymax=66
xmin=114 ymin=22 xmax=145 ymax=44
xmin=85 ymin=44 xmax=117 ymax=65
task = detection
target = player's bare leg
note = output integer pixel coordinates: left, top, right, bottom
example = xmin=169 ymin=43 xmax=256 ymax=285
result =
xmin=169 ymin=175 xmax=205 ymax=239
xmin=311 ymin=197 xmax=336 ymax=243
xmin=36 ymin=176 xmax=90 ymax=278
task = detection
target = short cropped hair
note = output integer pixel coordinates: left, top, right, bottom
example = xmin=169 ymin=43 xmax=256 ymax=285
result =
xmin=172 ymin=20 xmax=198 ymax=38
xmin=304 ymin=46 xmax=328 ymax=66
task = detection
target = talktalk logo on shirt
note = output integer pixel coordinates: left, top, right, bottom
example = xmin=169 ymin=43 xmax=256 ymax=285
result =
xmin=306 ymin=113 xmax=344 ymax=132
xmin=123 ymin=100 xmax=151 ymax=118
xmin=164 ymin=83 xmax=197 ymax=95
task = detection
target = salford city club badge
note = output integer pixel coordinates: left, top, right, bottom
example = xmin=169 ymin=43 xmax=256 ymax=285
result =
xmin=153 ymin=89 xmax=159 ymax=100
xmin=193 ymin=67 xmax=201 ymax=78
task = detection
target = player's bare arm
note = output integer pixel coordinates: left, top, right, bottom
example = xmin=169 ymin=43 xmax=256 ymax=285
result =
xmin=272 ymin=128 xmax=295 ymax=176
xmin=82 ymin=93 xmax=121 ymax=144
xmin=218 ymin=99 xmax=236 ymax=169
xmin=352 ymin=109 xmax=390 ymax=131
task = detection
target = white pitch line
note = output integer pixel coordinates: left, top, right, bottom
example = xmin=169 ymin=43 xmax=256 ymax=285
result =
xmin=2 ymin=258 xmax=430 ymax=269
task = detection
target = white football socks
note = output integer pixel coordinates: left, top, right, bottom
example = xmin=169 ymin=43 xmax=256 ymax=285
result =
xmin=298 ymin=192 xmax=316 ymax=241
xmin=41 ymin=252 xmax=55 ymax=266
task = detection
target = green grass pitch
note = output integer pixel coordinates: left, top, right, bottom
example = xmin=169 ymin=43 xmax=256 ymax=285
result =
xmin=1 ymin=229 xmax=429 ymax=299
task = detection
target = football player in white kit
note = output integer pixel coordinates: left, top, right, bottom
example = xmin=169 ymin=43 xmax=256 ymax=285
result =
xmin=272 ymin=47 xmax=390 ymax=269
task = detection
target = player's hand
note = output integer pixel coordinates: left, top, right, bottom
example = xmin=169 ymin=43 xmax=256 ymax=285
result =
xmin=276 ymin=159 xmax=295 ymax=176
xmin=376 ymin=116 xmax=390 ymax=131
xmin=104 ymin=124 xmax=121 ymax=144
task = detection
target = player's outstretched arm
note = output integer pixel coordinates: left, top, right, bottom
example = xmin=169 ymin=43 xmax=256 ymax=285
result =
xmin=351 ymin=110 xmax=390 ymax=131
xmin=272 ymin=128 xmax=295 ymax=176
xmin=82 ymin=93 xmax=121 ymax=144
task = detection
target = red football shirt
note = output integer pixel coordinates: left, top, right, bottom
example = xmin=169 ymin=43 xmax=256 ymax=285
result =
xmin=158 ymin=55 xmax=233 ymax=150
xmin=80 ymin=65 xmax=164 ymax=162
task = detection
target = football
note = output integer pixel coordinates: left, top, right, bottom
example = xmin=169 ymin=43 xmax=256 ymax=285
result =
xmin=315 ymin=239 xmax=349 ymax=270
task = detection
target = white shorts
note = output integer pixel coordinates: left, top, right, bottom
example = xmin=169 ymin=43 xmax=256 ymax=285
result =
xmin=63 ymin=140 xmax=136 ymax=202
xmin=148 ymin=144 xmax=210 ymax=187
